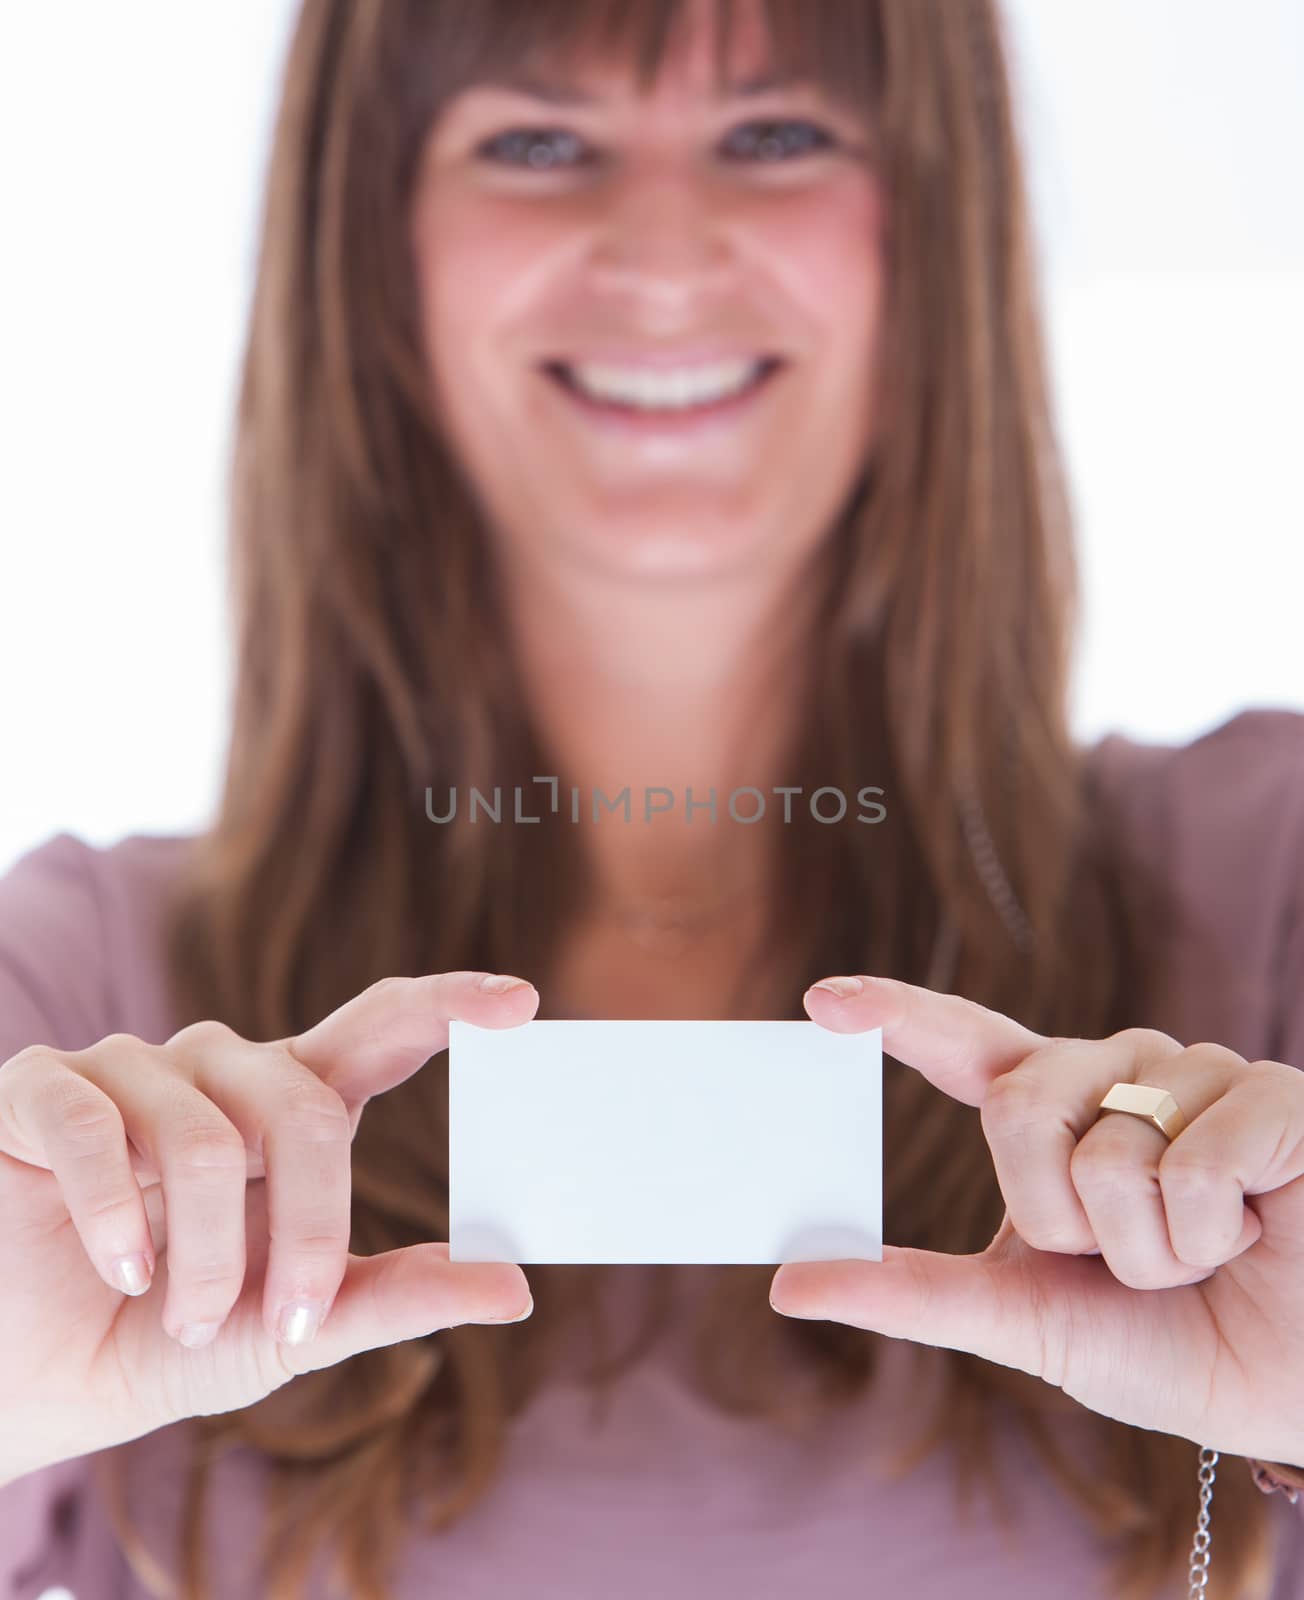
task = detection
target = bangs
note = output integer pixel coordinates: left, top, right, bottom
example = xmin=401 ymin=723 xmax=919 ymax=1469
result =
xmin=396 ymin=0 xmax=884 ymax=136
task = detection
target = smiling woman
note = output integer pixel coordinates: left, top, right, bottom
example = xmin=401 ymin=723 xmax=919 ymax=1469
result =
xmin=1 ymin=1 xmax=1303 ymax=1598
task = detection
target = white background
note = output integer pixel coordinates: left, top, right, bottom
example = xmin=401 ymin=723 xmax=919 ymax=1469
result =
xmin=1 ymin=0 xmax=1300 ymax=878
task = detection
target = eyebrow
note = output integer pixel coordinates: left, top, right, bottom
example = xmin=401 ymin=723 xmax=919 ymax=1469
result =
xmin=479 ymin=69 xmax=805 ymax=106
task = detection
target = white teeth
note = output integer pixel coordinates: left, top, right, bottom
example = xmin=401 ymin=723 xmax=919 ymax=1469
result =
xmin=560 ymin=358 xmax=768 ymax=411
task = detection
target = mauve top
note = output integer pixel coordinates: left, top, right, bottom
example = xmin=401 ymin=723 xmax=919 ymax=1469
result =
xmin=3 ymin=707 xmax=1304 ymax=1600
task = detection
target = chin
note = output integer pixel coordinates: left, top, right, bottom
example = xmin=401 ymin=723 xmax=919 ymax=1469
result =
xmin=576 ymin=522 xmax=774 ymax=582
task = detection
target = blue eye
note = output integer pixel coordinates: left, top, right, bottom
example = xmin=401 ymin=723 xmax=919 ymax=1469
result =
xmin=477 ymin=128 xmax=590 ymax=170
xmin=476 ymin=118 xmax=835 ymax=171
xmin=720 ymin=119 xmax=834 ymax=162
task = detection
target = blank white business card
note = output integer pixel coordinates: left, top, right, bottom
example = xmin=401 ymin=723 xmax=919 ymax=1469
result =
xmin=448 ymin=1018 xmax=882 ymax=1264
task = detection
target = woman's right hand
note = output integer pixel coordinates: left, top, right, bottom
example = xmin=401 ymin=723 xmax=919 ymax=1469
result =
xmin=0 ymin=971 xmax=538 ymax=1485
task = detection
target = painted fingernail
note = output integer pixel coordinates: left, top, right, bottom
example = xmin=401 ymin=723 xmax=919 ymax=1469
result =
xmin=479 ymin=974 xmax=530 ymax=994
xmin=277 ymin=1299 xmax=326 ymax=1345
xmin=177 ymin=1321 xmax=222 ymax=1348
xmin=810 ymin=976 xmax=864 ymax=998
xmin=111 ymin=1253 xmax=152 ymax=1295
xmin=481 ymin=1293 xmax=534 ymax=1324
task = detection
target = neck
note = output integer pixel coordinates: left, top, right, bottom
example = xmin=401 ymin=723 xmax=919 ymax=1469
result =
xmin=494 ymin=550 xmax=823 ymax=910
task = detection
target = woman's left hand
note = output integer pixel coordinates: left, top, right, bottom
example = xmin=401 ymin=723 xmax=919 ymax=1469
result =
xmin=769 ymin=975 xmax=1304 ymax=1463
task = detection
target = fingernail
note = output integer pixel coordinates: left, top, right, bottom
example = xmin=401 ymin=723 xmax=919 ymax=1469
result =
xmin=478 ymin=974 xmax=530 ymax=994
xmin=769 ymin=1297 xmax=827 ymax=1321
xmin=111 ymin=1253 xmax=152 ymax=1295
xmin=277 ymin=1299 xmax=326 ymax=1345
xmin=810 ymin=976 xmax=864 ymax=999
xmin=177 ymin=1321 xmax=222 ymax=1348
xmin=482 ymin=1293 xmax=534 ymax=1324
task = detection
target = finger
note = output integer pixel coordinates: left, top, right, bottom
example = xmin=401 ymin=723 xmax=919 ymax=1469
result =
xmin=1068 ymin=1047 xmax=1257 ymax=1285
xmin=270 ymin=1243 xmax=533 ymax=1373
xmin=981 ymin=1029 xmax=1190 ymax=1257
xmin=1071 ymin=1121 xmax=1237 ymax=1291
xmin=76 ymin=1038 xmax=250 ymax=1345
xmin=770 ymin=1238 xmax=1069 ymax=1384
xmin=802 ymin=975 xmax=1048 ymax=1106
xmin=286 ymin=971 xmax=539 ymax=1107
xmin=168 ymin=1022 xmax=355 ymax=1347
xmin=0 ymin=1041 xmax=159 ymax=1298
xmin=1156 ymin=1069 xmax=1304 ymax=1264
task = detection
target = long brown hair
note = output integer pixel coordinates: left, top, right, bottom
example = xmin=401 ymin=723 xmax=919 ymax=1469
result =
xmin=91 ymin=1 xmax=1278 ymax=1595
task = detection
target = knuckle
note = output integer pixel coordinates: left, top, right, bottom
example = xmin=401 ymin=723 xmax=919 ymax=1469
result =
xmin=1016 ymin=1037 xmax=1077 ymax=1068
xmin=274 ymin=1226 xmax=351 ymax=1261
xmin=80 ymin=1185 xmax=145 ymax=1225
xmin=1106 ymin=1257 xmax=1173 ymax=1291
xmin=82 ymin=1031 xmax=148 ymax=1061
xmin=1185 ymin=1040 xmax=1247 ymax=1069
xmin=173 ymin=1272 xmax=244 ymax=1315
xmin=70 ymin=1032 xmax=160 ymax=1077
xmin=981 ymin=1074 xmax=1050 ymax=1138
xmin=274 ymin=1072 xmax=352 ymax=1135
xmin=51 ymin=1082 xmax=127 ymax=1143
xmin=179 ymin=1260 xmax=244 ymax=1288
xmin=1107 ymin=1026 xmax=1182 ymax=1056
xmin=1249 ymin=1057 xmax=1299 ymax=1084
xmin=363 ymin=975 xmax=409 ymax=1004
xmin=97 ymin=1031 xmax=140 ymax=1052
xmin=1170 ymin=1236 xmax=1223 ymax=1270
xmin=168 ymin=1114 xmax=247 ymax=1172
xmin=1157 ymin=1150 xmax=1223 ymax=1201
xmin=2 ymin=1042 xmax=57 ymax=1078
xmin=1245 ymin=1062 xmax=1301 ymax=1101
xmin=168 ymin=1018 xmax=238 ymax=1053
xmin=277 ymin=1108 xmax=353 ymax=1150
xmin=1068 ymin=1141 xmax=1135 ymax=1193
xmin=1017 ymin=1217 xmax=1095 ymax=1255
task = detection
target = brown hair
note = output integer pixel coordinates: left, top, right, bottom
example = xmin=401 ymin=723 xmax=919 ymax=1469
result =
xmin=90 ymin=1 xmax=1278 ymax=1595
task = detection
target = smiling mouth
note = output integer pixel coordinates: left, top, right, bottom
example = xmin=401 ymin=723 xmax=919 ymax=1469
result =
xmin=540 ymin=356 xmax=785 ymax=417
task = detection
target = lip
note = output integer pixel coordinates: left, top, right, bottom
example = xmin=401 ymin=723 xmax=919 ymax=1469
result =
xmin=538 ymin=357 xmax=786 ymax=439
xmin=540 ymin=347 xmax=783 ymax=371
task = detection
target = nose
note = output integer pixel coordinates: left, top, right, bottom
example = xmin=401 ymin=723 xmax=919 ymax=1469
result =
xmin=587 ymin=164 xmax=735 ymax=317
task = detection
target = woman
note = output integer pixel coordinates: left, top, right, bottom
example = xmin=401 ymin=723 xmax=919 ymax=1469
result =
xmin=1 ymin=0 xmax=1302 ymax=1595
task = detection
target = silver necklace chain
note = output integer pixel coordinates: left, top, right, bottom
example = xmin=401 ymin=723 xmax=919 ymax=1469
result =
xmin=605 ymin=778 xmax=1036 ymax=960
xmin=957 ymin=771 xmax=1038 ymax=956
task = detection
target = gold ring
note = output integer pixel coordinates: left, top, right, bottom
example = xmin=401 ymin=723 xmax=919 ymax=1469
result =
xmin=1096 ymin=1081 xmax=1188 ymax=1142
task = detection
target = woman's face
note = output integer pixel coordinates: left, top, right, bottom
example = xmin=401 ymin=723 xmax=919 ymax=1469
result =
xmin=410 ymin=0 xmax=888 ymax=587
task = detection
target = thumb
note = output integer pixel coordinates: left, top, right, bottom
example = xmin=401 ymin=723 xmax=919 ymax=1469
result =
xmin=768 ymin=1218 xmax=1091 ymax=1383
xmin=273 ymin=1243 xmax=533 ymax=1376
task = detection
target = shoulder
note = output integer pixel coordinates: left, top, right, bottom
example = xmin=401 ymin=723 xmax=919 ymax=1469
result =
xmin=0 ymin=829 xmax=200 ymax=958
xmin=0 ymin=829 xmax=202 ymax=1054
xmin=1085 ymin=706 xmax=1304 ymax=864
xmin=1084 ymin=708 xmax=1304 ymax=1059
xmin=0 ymin=828 xmax=199 ymax=901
